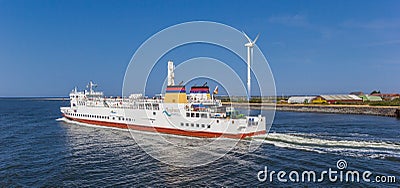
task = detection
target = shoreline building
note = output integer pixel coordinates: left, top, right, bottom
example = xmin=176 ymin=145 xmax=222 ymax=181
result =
xmin=317 ymin=95 xmax=362 ymax=104
xmin=288 ymin=96 xmax=316 ymax=104
xmin=371 ymin=93 xmax=400 ymax=101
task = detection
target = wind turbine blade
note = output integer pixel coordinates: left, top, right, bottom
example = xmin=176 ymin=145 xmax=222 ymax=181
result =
xmin=242 ymin=31 xmax=252 ymax=43
xmin=252 ymin=33 xmax=260 ymax=44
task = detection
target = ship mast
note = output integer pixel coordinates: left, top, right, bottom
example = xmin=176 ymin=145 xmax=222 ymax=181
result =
xmin=87 ymin=81 xmax=97 ymax=94
xmin=167 ymin=60 xmax=175 ymax=86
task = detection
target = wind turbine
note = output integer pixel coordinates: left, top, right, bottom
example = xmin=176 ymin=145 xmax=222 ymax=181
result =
xmin=243 ymin=32 xmax=259 ymax=101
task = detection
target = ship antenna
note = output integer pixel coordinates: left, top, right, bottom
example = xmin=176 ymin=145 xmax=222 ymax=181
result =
xmin=87 ymin=81 xmax=97 ymax=94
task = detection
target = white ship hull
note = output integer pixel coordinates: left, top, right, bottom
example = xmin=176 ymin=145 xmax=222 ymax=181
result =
xmin=60 ymin=104 xmax=266 ymax=139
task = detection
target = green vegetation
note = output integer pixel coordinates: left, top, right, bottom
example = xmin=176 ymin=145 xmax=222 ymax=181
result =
xmin=368 ymin=98 xmax=400 ymax=106
xmin=220 ymin=97 xmax=231 ymax=103
xmin=370 ymin=90 xmax=381 ymax=95
xmin=249 ymin=97 xmax=262 ymax=103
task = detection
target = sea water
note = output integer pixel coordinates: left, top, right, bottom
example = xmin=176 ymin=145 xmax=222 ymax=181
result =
xmin=0 ymin=99 xmax=399 ymax=186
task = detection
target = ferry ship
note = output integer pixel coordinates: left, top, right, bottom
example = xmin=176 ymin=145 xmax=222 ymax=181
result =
xmin=60 ymin=61 xmax=266 ymax=139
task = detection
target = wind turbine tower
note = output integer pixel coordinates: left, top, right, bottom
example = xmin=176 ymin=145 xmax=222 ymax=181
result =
xmin=243 ymin=32 xmax=259 ymax=101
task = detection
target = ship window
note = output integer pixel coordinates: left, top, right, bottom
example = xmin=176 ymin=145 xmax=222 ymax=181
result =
xmin=191 ymin=113 xmax=194 ymax=117
xmin=107 ymin=117 xmax=110 ymax=119
xmin=201 ymin=124 xmax=205 ymax=128
xmin=201 ymin=113 xmax=207 ymax=118
xmin=112 ymin=117 xmax=115 ymax=120
xmin=195 ymin=113 xmax=199 ymax=118
xmin=122 ymin=117 xmax=125 ymax=121
xmin=186 ymin=123 xmax=189 ymax=126
xmin=145 ymin=104 xmax=151 ymax=110
xmin=180 ymin=122 xmax=184 ymax=126
xmin=152 ymin=104 xmax=159 ymax=110
xmin=153 ymin=112 xmax=156 ymax=115
xmin=139 ymin=104 xmax=144 ymax=109
xmin=118 ymin=117 xmax=121 ymax=120
xmin=191 ymin=123 xmax=194 ymax=127
xmin=207 ymin=125 xmax=211 ymax=128
xmin=216 ymin=120 xmax=219 ymax=123
xmin=196 ymin=124 xmax=199 ymax=127
xmin=186 ymin=113 xmax=190 ymax=117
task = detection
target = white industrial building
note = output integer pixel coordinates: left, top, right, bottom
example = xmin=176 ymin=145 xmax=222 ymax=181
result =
xmin=288 ymin=96 xmax=316 ymax=104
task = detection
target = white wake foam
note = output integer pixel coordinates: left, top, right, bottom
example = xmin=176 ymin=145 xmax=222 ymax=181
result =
xmin=253 ymin=133 xmax=400 ymax=159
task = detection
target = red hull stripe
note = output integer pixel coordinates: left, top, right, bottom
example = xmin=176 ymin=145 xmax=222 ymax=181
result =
xmin=62 ymin=114 xmax=265 ymax=139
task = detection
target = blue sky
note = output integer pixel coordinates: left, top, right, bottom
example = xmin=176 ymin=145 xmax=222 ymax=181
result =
xmin=0 ymin=0 xmax=399 ymax=97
